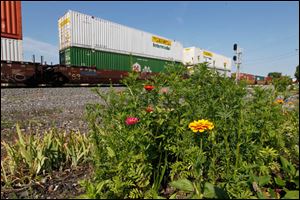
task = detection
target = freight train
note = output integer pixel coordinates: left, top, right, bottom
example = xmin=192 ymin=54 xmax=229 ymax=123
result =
xmin=1 ymin=2 xmax=269 ymax=87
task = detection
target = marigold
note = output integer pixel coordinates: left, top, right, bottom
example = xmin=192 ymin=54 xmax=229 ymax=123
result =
xmin=188 ymin=119 xmax=214 ymax=133
xmin=125 ymin=117 xmax=139 ymax=125
xmin=275 ymin=99 xmax=284 ymax=104
xmin=144 ymin=85 xmax=155 ymax=91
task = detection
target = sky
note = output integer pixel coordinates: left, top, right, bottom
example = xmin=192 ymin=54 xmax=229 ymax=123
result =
xmin=21 ymin=1 xmax=299 ymax=77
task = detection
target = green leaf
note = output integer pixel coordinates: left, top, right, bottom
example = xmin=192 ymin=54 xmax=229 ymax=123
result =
xmin=258 ymin=175 xmax=270 ymax=187
xmin=106 ymin=147 xmax=115 ymax=158
xmin=170 ymin=179 xmax=194 ymax=192
xmin=280 ymin=156 xmax=289 ymax=172
xmin=268 ymin=188 xmax=277 ymax=199
xmin=292 ymin=178 xmax=299 ymax=189
xmin=274 ymin=177 xmax=286 ymax=187
xmin=169 ymin=193 xmax=177 ymax=199
xmin=257 ymin=191 xmax=266 ymax=199
xmin=203 ymin=182 xmax=229 ymax=199
xmin=282 ymin=191 xmax=299 ymax=199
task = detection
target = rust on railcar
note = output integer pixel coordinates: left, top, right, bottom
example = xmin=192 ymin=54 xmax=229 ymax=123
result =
xmin=1 ymin=61 xmax=37 ymax=84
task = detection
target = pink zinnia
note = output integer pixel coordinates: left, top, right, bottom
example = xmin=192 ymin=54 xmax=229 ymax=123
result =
xmin=125 ymin=117 xmax=139 ymax=125
xmin=159 ymin=87 xmax=169 ymax=94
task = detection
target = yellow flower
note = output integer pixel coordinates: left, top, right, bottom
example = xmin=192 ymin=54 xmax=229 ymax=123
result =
xmin=188 ymin=119 xmax=214 ymax=133
xmin=275 ymin=99 xmax=284 ymax=104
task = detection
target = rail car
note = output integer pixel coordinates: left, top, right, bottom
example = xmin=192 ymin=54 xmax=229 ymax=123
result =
xmin=1 ymin=60 xmax=136 ymax=86
xmin=0 ymin=60 xmax=160 ymax=87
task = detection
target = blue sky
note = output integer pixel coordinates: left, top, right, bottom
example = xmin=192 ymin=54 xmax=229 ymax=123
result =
xmin=22 ymin=1 xmax=299 ymax=77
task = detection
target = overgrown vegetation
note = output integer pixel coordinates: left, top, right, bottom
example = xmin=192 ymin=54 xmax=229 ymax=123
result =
xmin=1 ymin=63 xmax=298 ymax=199
xmin=81 ymin=63 xmax=299 ymax=199
xmin=1 ymin=125 xmax=91 ymax=189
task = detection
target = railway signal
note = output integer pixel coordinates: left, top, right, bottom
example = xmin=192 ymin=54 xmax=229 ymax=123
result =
xmin=233 ymin=43 xmax=242 ymax=84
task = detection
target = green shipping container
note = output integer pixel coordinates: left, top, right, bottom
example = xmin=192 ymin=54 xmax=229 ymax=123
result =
xmin=255 ymin=75 xmax=265 ymax=81
xmin=59 ymin=46 xmax=179 ymax=73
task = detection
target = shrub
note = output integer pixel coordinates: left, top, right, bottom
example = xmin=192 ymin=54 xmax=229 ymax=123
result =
xmin=273 ymin=76 xmax=292 ymax=93
xmin=83 ymin=63 xmax=299 ymax=199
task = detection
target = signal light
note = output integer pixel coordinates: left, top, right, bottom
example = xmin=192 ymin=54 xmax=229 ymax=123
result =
xmin=233 ymin=55 xmax=237 ymax=61
xmin=233 ymin=44 xmax=237 ymax=51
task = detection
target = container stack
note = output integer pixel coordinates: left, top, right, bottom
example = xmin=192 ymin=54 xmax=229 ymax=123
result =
xmin=183 ymin=47 xmax=232 ymax=76
xmin=1 ymin=1 xmax=23 ymax=61
xmin=58 ymin=10 xmax=183 ymax=73
xmin=1 ymin=1 xmax=23 ymax=62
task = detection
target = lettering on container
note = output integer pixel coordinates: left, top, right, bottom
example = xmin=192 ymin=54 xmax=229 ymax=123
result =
xmin=60 ymin=17 xmax=70 ymax=28
xmin=142 ymin=66 xmax=152 ymax=73
xmin=132 ymin=63 xmax=141 ymax=72
xmin=152 ymin=36 xmax=171 ymax=51
xmin=153 ymin=43 xmax=170 ymax=50
xmin=203 ymin=51 xmax=213 ymax=57
xmin=152 ymin=36 xmax=172 ymax=46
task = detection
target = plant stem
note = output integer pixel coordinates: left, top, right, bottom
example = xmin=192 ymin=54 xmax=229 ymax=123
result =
xmin=234 ymin=107 xmax=243 ymax=179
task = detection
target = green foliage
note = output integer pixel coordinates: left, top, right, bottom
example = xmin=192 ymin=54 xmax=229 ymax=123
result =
xmin=268 ymin=72 xmax=282 ymax=78
xmin=273 ymin=75 xmax=292 ymax=93
xmin=84 ymin=63 xmax=299 ymax=198
xmin=1 ymin=125 xmax=91 ymax=187
xmin=295 ymin=65 xmax=299 ymax=82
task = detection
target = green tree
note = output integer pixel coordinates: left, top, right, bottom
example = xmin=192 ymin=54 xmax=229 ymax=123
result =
xmin=267 ymin=72 xmax=282 ymax=78
xmin=295 ymin=65 xmax=299 ymax=82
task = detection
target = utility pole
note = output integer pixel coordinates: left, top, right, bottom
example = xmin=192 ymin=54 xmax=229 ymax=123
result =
xmin=233 ymin=43 xmax=242 ymax=84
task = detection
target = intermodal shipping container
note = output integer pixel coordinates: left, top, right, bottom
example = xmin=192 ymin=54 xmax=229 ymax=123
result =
xmin=1 ymin=37 xmax=23 ymax=61
xmin=1 ymin=1 xmax=22 ymax=40
xmin=59 ymin=46 xmax=180 ymax=73
xmin=58 ymin=10 xmax=183 ymax=63
xmin=255 ymin=75 xmax=265 ymax=81
xmin=255 ymin=75 xmax=265 ymax=85
xmin=183 ymin=47 xmax=232 ymax=72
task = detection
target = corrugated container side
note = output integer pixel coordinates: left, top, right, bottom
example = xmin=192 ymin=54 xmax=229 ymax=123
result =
xmin=59 ymin=46 xmax=179 ymax=73
xmin=59 ymin=10 xmax=183 ymax=62
xmin=182 ymin=47 xmax=231 ymax=71
xmin=1 ymin=37 xmax=23 ymax=61
xmin=1 ymin=1 xmax=22 ymax=40
xmin=182 ymin=47 xmax=196 ymax=65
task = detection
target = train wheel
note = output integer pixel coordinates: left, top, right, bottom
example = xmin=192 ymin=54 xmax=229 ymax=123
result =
xmin=51 ymin=73 xmax=68 ymax=87
xmin=25 ymin=76 xmax=39 ymax=87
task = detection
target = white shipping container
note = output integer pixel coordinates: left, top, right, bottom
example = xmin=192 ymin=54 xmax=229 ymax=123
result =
xmin=183 ymin=47 xmax=231 ymax=71
xmin=1 ymin=37 xmax=23 ymax=62
xmin=58 ymin=10 xmax=183 ymax=62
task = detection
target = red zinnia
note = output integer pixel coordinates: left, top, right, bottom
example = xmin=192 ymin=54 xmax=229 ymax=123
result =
xmin=125 ymin=117 xmax=139 ymax=125
xmin=144 ymin=85 xmax=155 ymax=91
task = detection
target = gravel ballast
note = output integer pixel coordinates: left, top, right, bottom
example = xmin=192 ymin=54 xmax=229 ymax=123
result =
xmin=1 ymin=87 xmax=125 ymax=139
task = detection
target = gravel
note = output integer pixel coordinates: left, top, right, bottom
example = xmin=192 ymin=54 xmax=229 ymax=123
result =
xmin=1 ymin=86 xmax=125 ymax=138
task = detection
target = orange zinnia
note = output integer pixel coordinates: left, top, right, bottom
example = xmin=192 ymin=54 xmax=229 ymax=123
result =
xmin=188 ymin=119 xmax=214 ymax=133
xmin=275 ymin=99 xmax=284 ymax=104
